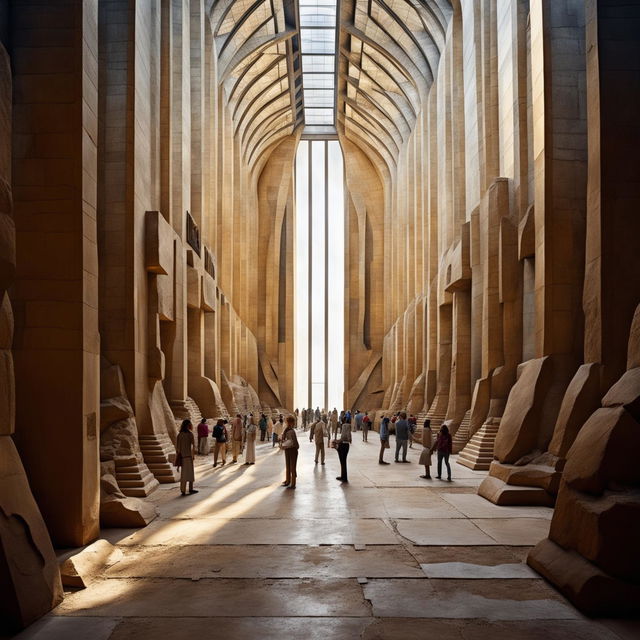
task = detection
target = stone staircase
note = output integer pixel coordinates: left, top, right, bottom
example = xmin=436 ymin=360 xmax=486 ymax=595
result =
xmin=456 ymin=417 xmax=500 ymax=470
xmin=452 ymin=409 xmax=471 ymax=453
xmin=114 ymin=455 xmax=160 ymax=497
xmin=184 ymin=396 xmax=202 ymax=424
xmin=139 ymin=433 xmax=179 ymax=483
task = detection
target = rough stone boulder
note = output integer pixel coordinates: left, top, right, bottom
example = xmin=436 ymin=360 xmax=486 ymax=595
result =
xmin=99 ymin=473 xmax=158 ymax=528
xmin=563 ymin=406 xmax=640 ymax=495
xmin=601 ymin=367 xmax=640 ymax=422
xmin=59 ymin=539 xmax=123 ymax=588
xmin=493 ymin=357 xmax=554 ymax=463
xmin=0 ymin=438 xmax=63 ymax=632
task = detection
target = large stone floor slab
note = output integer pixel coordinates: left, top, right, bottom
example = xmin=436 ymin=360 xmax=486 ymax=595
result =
xmin=363 ymin=579 xmax=579 ymax=620
xmin=421 ymin=562 xmax=538 ymax=579
xmin=471 ymin=518 xmax=551 ymax=545
xmin=395 ymin=519 xmax=497 ymax=545
xmin=54 ymin=578 xmax=371 ymax=618
xmin=440 ymin=493 xmax=553 ymax=519
xmin=105 ymin=545 xmax=424 ymax=579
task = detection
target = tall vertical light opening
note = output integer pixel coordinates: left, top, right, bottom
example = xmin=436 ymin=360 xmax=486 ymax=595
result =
xmin=294 ymin=139 xmax=344 ymax=410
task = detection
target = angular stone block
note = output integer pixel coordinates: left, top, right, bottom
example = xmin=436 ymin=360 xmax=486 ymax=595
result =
xmin=627 ymin=304 xmax=640 ymax=369
xmin=202 ymin=271 xmax=215 ymax=311
xmin=528 ymin=538 xmax=640 ymax=617
xmin=563 ymin=406 xmax=640 ymax=495
xmin=477 ymin=473 xmax=555 ymax=506
xmin=548 ymin=484 xmax=640 ymax=582
xmin=145 ymin=210 xmax=173 ymax=275
xmin=100 ymin=363 xmax=126 ymax=401
xmin=59 ymin=539 xmax=123 ymax=588
xmin=494 ymin=357 xmax=553 ymax=463
xmin=0 ymin=437 xmax=63 ymax=632
xmin=187 ymin=265 xmax=201 ymax=309
xmin=548 ymin=363 xmax=602 ymax=458
xmin=100 ymin=495 xmax=158 ymax=529
xmin=601 ymin=367 xmax=640 ymax=422
xmin=0 ymin=210 xmax=16 ymax=291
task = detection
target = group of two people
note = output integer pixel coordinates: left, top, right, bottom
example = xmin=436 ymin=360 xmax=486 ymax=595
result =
xmin=378 ymin=412 xmax=453 ymax=480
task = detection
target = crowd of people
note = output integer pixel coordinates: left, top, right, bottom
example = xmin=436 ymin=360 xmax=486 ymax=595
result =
xmin=174 ymin=408 xmax=453 ymax=495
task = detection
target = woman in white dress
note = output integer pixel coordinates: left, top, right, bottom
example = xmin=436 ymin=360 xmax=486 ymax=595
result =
xmin=244 ymin=414 xmax=257 ymax=465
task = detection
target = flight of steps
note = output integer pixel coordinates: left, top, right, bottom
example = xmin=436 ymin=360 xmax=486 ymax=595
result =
xmin=184 ymin=396 xmax=202 ymax=423
xmin=411 ymin=412 xmax=430 ymax=442
xmin=452 ymin=410 xmax=471 ymax=453
xmin=422 ymin=393 xmax=448 ymax=435
xmin=456 ymin=417 xmax=500 ymax=470
xmin=114 ymin=455 xmax=160 ymax=497
xmin=139 ymin=433 xmax=180 ymax=483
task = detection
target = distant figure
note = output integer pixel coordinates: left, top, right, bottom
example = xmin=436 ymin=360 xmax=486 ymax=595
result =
xmin=330 ymin=408 xmax=339 ymax=441
xmin=310 ymin=418 xmax=327 ymax=464
xmin=273 ymin=414 xmax=284 ymax=447
xmin=302 ymin=408 xmax=308 ymax=430
xmin=281 ymin=416 xmax=299 ymax=489
xmin=336 ymin=416 xmax=352 ymax=482
xmin=212 ymin=419 xmax=228 ymax=467
xmin=379 ymin=415 xmax=390 ymax=464
xmin=315 ymin=406 xmax=321 ymax=422
xmin=231 ymin=414 xmax=243 ymax=463
xmin=362 ymin=411 xmax=370 ymax=442
xmin=355 ymin=410 xmax=364 ymax=431
xmin=197 ymin=417 xmax=210 ymax=455
xmin=408 ymin=414 xmax=417 ymax=448
xmin=394 ymin=412 xmax=412 ymax=463
xmin=432 ymin=423 xmax=453 ymax=481
xmin=244 ymin=416 xmax=257 ymax=465
xmin=175 ymin=419 xmax=197 ymax=496
xmin=419 ymin=419 xmax=433 ymax=479
xmin=259 ymin=413 xmax=267 ymax=441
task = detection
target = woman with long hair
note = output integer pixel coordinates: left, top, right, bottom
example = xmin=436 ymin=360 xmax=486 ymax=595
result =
xmin=176 ymin=419 xmax=198 ymax=495
xmin=432 ymin=423 xmax=452 ymax=481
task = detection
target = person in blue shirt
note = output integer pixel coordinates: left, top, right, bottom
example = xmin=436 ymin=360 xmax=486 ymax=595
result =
xmin=379 ymin=415 xmax=390 ymax=464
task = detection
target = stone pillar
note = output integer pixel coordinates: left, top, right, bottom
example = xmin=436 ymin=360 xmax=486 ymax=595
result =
xmin=0 ymin=36 xmax=63 ymax=633
xmin=11 ymin=0 xmax=100 ymax=546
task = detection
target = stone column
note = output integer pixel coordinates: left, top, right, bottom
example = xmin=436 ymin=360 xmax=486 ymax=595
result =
xmin=0 ymin=36 xmax=63 ymax=632
xmin=11 ymin=0 xmax=100 ymax=546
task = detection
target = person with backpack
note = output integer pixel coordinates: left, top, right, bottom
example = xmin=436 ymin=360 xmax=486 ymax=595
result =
xmin=212 ymin=419 xmax=228 ymax=467
xmin=408 ymin=414 xmax=417 ymax=448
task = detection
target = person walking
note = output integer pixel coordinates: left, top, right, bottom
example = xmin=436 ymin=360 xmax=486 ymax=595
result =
xmin=336 ymin=417 xmax=352 ymax=483
xmin=259 ymin=413 xmax=267 ymax=441
xmin=175 ymin=419 xmax=198 ymax=496
xmin=394 ymin=411 xmax=412 ymax=463
xmin=281 ymin=415 xmax=299 ymax=489
xmin=196 ymin=418 xmax=210 ymax=455
xmin=212 ymin=419 xmax=228 ymax=467
xmin=419 ymin=418 xmax=433 ymax=479
xmin=310 ymin=417 xmax=326 ymax=464
xmin=244 ymin=416 xmax=257 ymax=465
xmin=379 ymin=415 xmax=390 ymax=464
xmin=231 ymin=414 xmax=243 ymax=463
xmin=330 ymin=409 xmax=339 ymax=440
xmin=362 ymin=411 xmax=371 ymax=442
xmin=432 ymin=423 xmax=453 ymax=481
xmin=355 ymin=409 xmax=364 ymax=431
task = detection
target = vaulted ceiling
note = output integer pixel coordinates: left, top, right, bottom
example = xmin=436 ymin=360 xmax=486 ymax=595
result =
xmin=208 ymin=0 xmax=452 ymax=170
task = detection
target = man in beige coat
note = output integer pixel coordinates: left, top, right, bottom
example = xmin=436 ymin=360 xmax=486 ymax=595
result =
xmin=310 ymin=419 xmax=327 ymax=464
xmin=231 ymin=414 xmax=243 ymax=463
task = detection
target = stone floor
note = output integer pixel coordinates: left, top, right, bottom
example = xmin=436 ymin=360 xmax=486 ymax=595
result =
xmin=15 ymin=431 xmax=640 ymax=639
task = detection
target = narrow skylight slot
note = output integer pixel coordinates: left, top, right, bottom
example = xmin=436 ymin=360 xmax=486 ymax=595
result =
xmin=299 ymin=0 xmax=338 ymax=129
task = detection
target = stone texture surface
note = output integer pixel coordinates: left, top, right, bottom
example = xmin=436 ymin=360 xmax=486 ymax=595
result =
xmin=59 ymin=540 xmax=123 ymax=589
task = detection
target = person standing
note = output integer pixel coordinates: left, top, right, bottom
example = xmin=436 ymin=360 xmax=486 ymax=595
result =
xmin=259 ymin=413 xmax=267 ymax=441
xmin=231 ymin=414 xmax=243 ymax=463
xmin=212 ymin=419 xmax=228 ymax=467
xmin=175 ymin=419 xmax=198 ymax=496
xmin=281 ymin=416 xmax=299 ymax=489
xmin=394 ymin=412 xmax=412 ymax=463
xmin=432 ymin=423 xmax=453 ymax=481
xmin=336 ymin=417 xmax=352 ymax=482
xmin=379 ymin=415 xmax=390 ymax=464
xmin=355 ymin=410 xmax=364 ymax=431
xmin=273 ymin=414 xmax=284 ymax=447
xmin=408 ymin=414 xmax=417 ymax=448
xmin=244 ymin=416 xmax=257 ymax=465
xmin=362 ymin=411 xmax=370 ymax=442
xmin=196 ymin=418 xmax=210 ymax=455
xmin=419 ymin=418 xmax=433 ymax=479
xmin=310 ymin=418 xmax=327 ymax=464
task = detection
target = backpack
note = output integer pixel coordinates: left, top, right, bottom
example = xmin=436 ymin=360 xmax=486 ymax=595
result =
xmin=213 ymin=425 xmax=227 ymax=443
